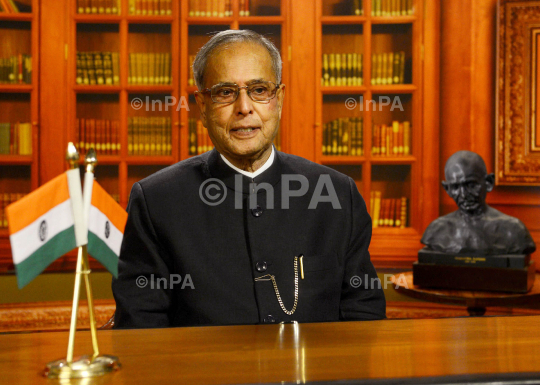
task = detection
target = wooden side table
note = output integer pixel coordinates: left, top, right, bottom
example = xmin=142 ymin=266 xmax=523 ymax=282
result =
xmin=391 ymin=272 xmax=540 ymax=316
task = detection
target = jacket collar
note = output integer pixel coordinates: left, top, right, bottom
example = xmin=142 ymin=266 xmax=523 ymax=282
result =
xmin=205 ymin=148 xmax=282 ymax=194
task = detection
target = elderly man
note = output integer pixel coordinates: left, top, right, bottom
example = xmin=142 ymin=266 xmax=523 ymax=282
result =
xmin=112 ymin=30 xmax=385 ymax=328
xmin=421 ymin=150 xmax=536 ymax=255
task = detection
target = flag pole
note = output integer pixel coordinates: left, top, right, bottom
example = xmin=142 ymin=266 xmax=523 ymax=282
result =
xmin=45 ymin=144 xmax=120 ymax=379
xmin=65 ymin=143 xmax=83 ymax=365
xmin=81 ymin=149 xmax=100 ymax=359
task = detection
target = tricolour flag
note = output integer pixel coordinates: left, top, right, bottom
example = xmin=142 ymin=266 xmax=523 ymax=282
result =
xmin=7 ymin=169 xmax=86 ymax=288
xmin=86 ymin=180 xmax=127 ymax=278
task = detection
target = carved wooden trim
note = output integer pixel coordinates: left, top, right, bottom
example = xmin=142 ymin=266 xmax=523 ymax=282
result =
xmin=0 ymin=300 xmax=539 ymax=333
xmin=386 ymin=301 xmax=540 ymax=318
xmin=497 ymin=0 xmax=540 ymax=185
xmin=0 ymin=299 xmax=115 ymax=333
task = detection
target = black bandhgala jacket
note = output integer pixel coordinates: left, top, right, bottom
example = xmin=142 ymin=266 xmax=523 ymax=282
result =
xmin=112 ymin=148 xmax=386 ymax=328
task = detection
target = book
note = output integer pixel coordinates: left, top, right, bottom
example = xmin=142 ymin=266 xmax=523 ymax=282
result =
xmin=403 ymin=121 xmax=410 ymax=155
xmin=400 ymin=197 xmax=407 ymax=228
xmin=357 ymin=53 xmax=363 ymax=84
xmin=372 ymin=191 xmax=381 ymax=228
xmin=399 ymin=51 xmax=405 ymax=84
xmin=336 ymin=54 xmax=343 ymax=86
xmin=94 ymin=52 xmax=104 ymax=85
xmin=329 ymin=54 xmax=335 ymax=86
xmin=148 ymin=53 xmax=155 ymax=85
xmin=352 ymin=0 xmax=362 ymax=15
xmin=164 ymin=53 xmax=171 ymax=84
xmin=388 ymin=198 xmax=395 ymax=226
xmin=0 ymin=123 xmax=9 ymax=154
xmin=392 ymin=121 xmax=399 ymax=155
xmin=381 ymin=53 xmax=387 ymax=85
xmin=103 ymin=52 xmax=113 ymax=85
xmin=387 ymin=52 xmax=393 ymax=84
xmin=341 ymin=53 xmax=347 ymax=85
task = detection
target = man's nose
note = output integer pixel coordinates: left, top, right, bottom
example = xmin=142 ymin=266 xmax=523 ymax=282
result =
xmin=234 ymin=88 xmax=254 ymax=116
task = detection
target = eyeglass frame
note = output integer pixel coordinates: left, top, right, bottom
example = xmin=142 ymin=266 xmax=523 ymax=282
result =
xmin=197 ymin=81 xmax=282 ymax=104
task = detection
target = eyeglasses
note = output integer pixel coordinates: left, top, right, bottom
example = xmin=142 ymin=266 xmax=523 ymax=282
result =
xmin=200 ymin=81 xmax=280 ymax=104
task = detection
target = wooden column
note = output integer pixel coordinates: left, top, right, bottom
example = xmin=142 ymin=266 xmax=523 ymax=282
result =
xmin=288 ymin=0 xmax=316 ymax=161
xmin=39 ymin=1 xmax=68 ymax=183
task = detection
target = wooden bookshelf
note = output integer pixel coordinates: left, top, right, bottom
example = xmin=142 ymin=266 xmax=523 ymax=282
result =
xmin=0 ymin=0 xmax=39 ymax=259
xmin=0 ymin=0 xmax=439 ymax=271
xmin=315 ymin=0 xmax=439 ymax=267
xmin=66 ymin=0 xmax=180 ymax=209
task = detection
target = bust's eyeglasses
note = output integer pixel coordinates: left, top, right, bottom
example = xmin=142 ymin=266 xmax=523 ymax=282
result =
xmin=200 ymin=81 xmax=280 ymax=104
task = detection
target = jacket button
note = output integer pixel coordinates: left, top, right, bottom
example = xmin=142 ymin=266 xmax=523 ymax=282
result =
xmin=256 ymin=261 xmax=267 ymax=272
xmin=251 ymin=205 xmax=263 ymax=217
xmin=263 ymin=315 xmax=276 ymax=323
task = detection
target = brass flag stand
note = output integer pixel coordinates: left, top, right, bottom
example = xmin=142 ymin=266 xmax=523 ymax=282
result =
xmin=44 ymin=145 xmax=120 ymax=379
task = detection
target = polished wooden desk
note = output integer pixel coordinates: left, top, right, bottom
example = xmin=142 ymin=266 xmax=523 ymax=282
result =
xmin=1 ymin=316 xmax=540 ymax=384
xmin=393 ymin=272 xmax=540 ymax=316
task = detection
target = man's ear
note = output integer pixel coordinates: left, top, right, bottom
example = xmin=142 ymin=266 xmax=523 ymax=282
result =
xmin=194 ymin=91 xmax=208 ymax=127
xmin=277 ymin=84 xmax=285 ymax=107
xmin=485 ymin=173 xmax=495 ymax=192
xmin=441 ymin=181 xmax=449 ymax=193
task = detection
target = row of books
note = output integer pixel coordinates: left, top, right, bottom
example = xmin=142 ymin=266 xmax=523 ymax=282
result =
xmin=188 ymin=0 xmax=259 ymax=17
xmin=372 ymin=121 xmax=410 ymax=156
xmin=77 ymin=0 xmax=119 ymax=14
xmin=76 ymin=52 xmax=120 ymax=86
xmin=0 ymin=193 xmax=26 ymax=228
xmin=370 ymin=192 xmax=407 ymax=228
xmin=129 ymin=53 xmax=171 ymax=85
xmin=128 ymin=0 xmax=172 ymax=15
xmin=0 ymin=122 xmax=32 ymax=155
xmin=371 ymin=52 xmax=406 ymax=85
xmin=371 ymin=0 xmax=413 ymax=16
xmin=322 ymin=53 xmax=363 ymax=87
xmin=128 ymin=117 xmax=172 ymax=156
xmin=188 ymin=119 xmax=213 ymax=155
xmin=188 ymin=0 xmax=233 ymax=17
xmin=76 ymin=118 xmax=121 ymax=155
xmin=0 ymin=55 xmax=32 ymax=85
xmin=322 ymin=117 xmax=363 ymax=156
xmin=0 ymin=0 xmax=30 ymax=13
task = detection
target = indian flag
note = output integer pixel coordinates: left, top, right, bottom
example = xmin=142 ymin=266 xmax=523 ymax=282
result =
xmin=85 ymin=177 xmax=127 ymax=278
xmin=7 ymin=169 xmax=86 ymax=288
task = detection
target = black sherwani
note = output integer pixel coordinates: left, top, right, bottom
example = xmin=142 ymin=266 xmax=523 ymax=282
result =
xmin=112 ymin=149 xmax=386 ymax=328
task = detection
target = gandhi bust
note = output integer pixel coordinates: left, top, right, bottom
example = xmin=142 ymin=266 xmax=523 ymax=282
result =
xmin=421 ymin=151 xmax=536 ymax=255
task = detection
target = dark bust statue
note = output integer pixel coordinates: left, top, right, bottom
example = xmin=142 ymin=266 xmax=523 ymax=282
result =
xmin=421 ymin=151 xmax=536 ymax=255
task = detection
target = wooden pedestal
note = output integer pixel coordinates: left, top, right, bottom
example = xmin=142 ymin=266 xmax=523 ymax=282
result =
xmin=412 ymin=260 xmax=536 ymax=293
